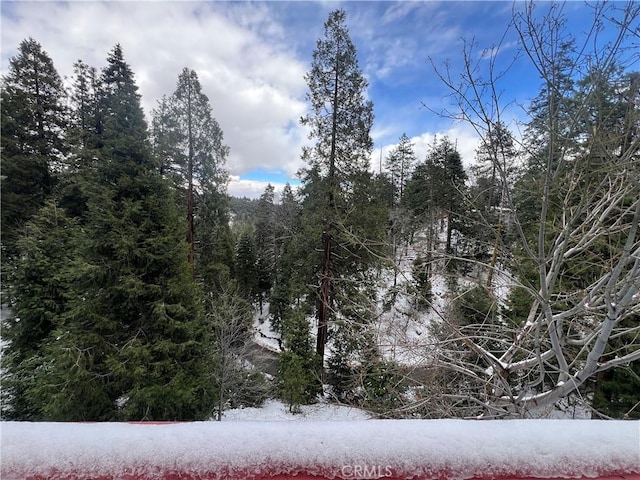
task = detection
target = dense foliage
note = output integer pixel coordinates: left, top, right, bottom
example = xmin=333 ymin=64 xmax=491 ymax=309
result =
xmin=1 ymin=43 xmax=247 ymax=421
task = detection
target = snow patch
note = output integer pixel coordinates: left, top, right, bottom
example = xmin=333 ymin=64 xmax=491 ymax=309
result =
xmin=222 ymin=399 xmax=371 ymax=421
xmin=253 ymin=304 xmax=281 ymax=353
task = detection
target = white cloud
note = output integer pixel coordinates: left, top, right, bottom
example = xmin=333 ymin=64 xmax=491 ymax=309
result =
xmin=440 ymin=125 xmax=481 ymax=167
xmin=373 ymin=124 xmax=480 ymax=173
xmin=381 ymin=2 xmax=426 ymax=25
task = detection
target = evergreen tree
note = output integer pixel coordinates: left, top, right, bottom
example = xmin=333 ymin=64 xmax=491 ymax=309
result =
xmin=1 ymin=201 xmax=79 ymax=419
xmin=385 ymin=134 xmax=416 ymax=284
xmin=471 ymin=122 xmax=516 ymax=211
xmin=234 ymin=227 xmax=258 ymax=301
xmin=404 ymin=160 xmax=437 ymax=231
xmin=67 ymin=59 xmax=101 ymax=153
xmin=269 ymin=184 xmax=302 ymax=333
xmin=470 ymin=122 xmax=517 ymax=285
xmin=198 ymin=189 xmax=236 ymax=289
xmin=59 ymin=59 xmax=103 ymax=219
xmin=150 ymin=94 xmax=182 ymax=183
xmin=278 ymin=307 xmax=320 ymax=413
xmin=299 ymin=9 xmax=382 ymax=374
xmin=405 ymin=137 xmax=467 ymax=254
xmin=1 ymin=38 xmax=67 ymax=261
xmin=254 ymin=184 xmax=276 ymax=311
xmin=515 ymin=38 xmax=580 ymax=238
xmin=152 ymin=68 xmax=230 ymax=283
xmin=278 ymin=183 xmax=300 ymax=235
xmin=385 ymin=133 xmax=416 ymax=206
xmin=32 ymin=45 xmax=214 ymax=420
xmin=523 ymin=38 xmax=579 ymax=171
xmin=440 ymin=139 xmax=467 ymax=254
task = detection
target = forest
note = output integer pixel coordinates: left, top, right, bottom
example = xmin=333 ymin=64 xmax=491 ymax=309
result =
xmin=1 ymin=2 xmax=639 ymax=421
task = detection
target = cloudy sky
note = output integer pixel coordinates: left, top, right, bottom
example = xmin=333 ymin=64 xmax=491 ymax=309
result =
xmin=2 ymin=1 xmax=636 ymax=198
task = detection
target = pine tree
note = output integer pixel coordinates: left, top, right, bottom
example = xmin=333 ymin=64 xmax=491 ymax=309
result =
xmin=278 ymin=307 xmax=320 ymax=413
xmin=197 ymin=190 xmax=236 ymax=289
xmin=385 ymin=134 xmax=417 ymax=285
xmin=515 ymin=38 xmax=580 ymax=238
xmin=152 ymin=68 xmax=230 ymax=281
xmin=469 ymin=122 xmax=517 ymax=285
xmin=68 ymin=59 xmax=101 ymax=153
xmin=404 ymin=161 xmax=437 ymax=225
xmin=299 ymin=9 xmax=378 ymax=370
xmin=1 ymin=201 xmax=79 ymax=419
xmin=254 ymin=184 xmax=276 ymax=311
xmin=440 ymin=139 xmax=467 ymax=254
xmin=150 ymin=94 xmax=182 ymax=183
xmin=405 ymin=137 xmax=467 ymax=254
xmin=1 ymin=38 xmax=67 ymax=261
xmin=471 ymin=122 xmax=516 ymax=211
xmin=235 ymin=227 xmax=258 ymax=301
xmin=385 ymin=133 xmax=416 ymax=206
xmin=59 ymin=59 xmax=102 ymax=219
xmin=234 ymin=224 xmax=258 ymax=301
xmin=523 ymin=38 xmax=579 ymax=172
xmin=278 ymin=184 xmax=301 ymax=244
xmin=269 ymin=184 xmax=301 ymax=333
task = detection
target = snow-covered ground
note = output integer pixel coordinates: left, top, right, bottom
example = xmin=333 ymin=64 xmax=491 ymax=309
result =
xmin=222 ymin=398 xmax=371 ymax=421
xmin=251 ymin=224 xmax=516 ymax=370
xmin=375 ymin=231 xmax=451 ymax=366
xmin=3 ymin=419 xmax=638 ymax=479
xmin=250 ymin=229 xmax=455 ymax=367
xmin=253 ymin=304 xmax=282 ymax=353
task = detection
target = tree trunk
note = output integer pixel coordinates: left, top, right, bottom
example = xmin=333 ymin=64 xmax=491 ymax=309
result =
xmin=316 ymin=46 xmax=340 ymax=366
xmin=486 ymin=214 xmax=502 ymax=287
xmin=316 ymin=224 xmax=331 ymax=362
xmin=446 ymin=211 xmax=453 ymax=253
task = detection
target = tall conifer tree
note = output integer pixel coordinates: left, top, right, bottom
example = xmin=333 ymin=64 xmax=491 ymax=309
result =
xmin=254 ymin=184 xmax=276 ymax=311
xmin=299 ymin=10 xmax=386 ymax=388
xmin=36 ymin=45 xmax=214 ymax=420
xmin=385 ymin=133 xmax=416 ymax=206
xmin=152 ymin=68 xmax=231 ymax=284
xmin=1 ymin=38 xmax=67 ymax=261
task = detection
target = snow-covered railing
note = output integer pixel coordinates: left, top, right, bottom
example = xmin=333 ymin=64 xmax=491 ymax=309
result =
xmin=2 ymin=420 xmax=639 ymax=479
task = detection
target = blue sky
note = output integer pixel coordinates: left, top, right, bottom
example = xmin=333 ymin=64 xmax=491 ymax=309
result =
xmin=2 ymin=1 xmax=637 ymax=198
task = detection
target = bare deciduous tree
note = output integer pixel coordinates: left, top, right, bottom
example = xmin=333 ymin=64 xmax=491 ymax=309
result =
xmin=209 ymin=286 xmax=270 ymax=421
xmin=425 ymin=1 xmax=639 ymax=417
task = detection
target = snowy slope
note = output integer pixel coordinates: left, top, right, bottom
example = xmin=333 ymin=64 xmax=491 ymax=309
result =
xmin=251 ymin=225 xmax=514 ymax=369
xmin=375 ymin=232 xmax=451 ymax=366
xmin=253 ymin=303 xmax=282 ymax=352
xmin=2 ymin=420 xmax=638 ymax=479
